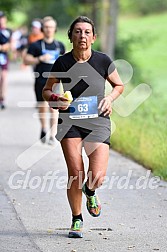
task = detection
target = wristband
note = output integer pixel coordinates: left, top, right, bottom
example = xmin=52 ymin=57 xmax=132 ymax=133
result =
xmin=49 ymin=94 xmax=60 ymax=109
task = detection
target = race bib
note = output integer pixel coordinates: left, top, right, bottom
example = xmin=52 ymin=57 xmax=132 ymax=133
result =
xmin=0 ymin=53 xmax=7 ymax=65
xmin=69 ymin=96 xmax=98 ymax=119
xmin=42 ymin=49 xmax=60 ymax=64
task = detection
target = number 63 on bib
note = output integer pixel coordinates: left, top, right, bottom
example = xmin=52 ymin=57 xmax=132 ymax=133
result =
xmin=69 ymin=96 xmax=98 ymax=119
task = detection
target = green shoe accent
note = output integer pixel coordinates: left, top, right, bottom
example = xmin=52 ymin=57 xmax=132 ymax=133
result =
xmin=82 ymin=184 xmax=101 ymax=217
xmin=68 ymin=219 xmax=83 ymax=238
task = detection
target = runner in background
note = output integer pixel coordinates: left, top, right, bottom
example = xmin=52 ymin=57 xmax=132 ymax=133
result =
xmin=24 ymin=16 xmax=65 ymax=145
xmin=28 ymin=19 xmax=44 ymax=45
xmin=11 ymin=26 xmax=28 ymax=69
xmin=11 ymin=20 xmax=43 ymax=68
xmin=0 ymin=11 xmax=12 ymax=110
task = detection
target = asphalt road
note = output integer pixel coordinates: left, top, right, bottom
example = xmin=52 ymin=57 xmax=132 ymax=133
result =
xmin=0 ymin=62 xmax=167 ymax=252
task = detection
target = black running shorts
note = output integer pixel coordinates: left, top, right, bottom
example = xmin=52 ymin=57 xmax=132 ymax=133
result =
xmin=59 ymin=125 xmax=110 ymax=145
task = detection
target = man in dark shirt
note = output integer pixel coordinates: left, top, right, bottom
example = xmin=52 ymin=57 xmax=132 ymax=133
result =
xmin=0 ymin=11 xmax=12 ymax=109
xmin=24 ymin=16 xmax=65 ymax=145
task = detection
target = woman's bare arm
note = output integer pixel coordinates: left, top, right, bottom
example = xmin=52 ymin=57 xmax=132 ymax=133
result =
xmin=42 ymin=74 xmax=59 ymax=101
xmin=42 ymin=75 xmax=69 ymax=110
xmin=106 ymin=68 xmax=124 ymax=101
xmin=98 ymin=69 xmax=124 ymax=116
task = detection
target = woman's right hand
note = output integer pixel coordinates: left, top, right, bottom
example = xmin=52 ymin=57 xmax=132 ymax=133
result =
xmin=57 ymin=96 xmax=70 ymax=110
xmin=49 ymin=94 xmax=70 ymax=110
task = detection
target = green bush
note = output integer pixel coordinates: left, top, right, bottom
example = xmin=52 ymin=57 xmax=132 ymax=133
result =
xmin=110 ymin=12 xmax=167 ymax=180
xmin=115 ymin=34 xmax=149 ymax=85
xmin=120 ymin=0 xmax=167 ymax=15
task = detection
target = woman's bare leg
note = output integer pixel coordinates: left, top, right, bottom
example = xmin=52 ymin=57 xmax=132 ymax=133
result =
xmin=61 ymin=138 xmax=85 ymax=215
xmin=83 ymin=142 xmax=109 ymax=190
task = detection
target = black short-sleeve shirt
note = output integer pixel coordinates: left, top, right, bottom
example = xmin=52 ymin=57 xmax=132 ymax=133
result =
xmin=50 ymin=50 xmax=115 ymax=142
xmin=51 ymin=50 xmax=115 ymax=104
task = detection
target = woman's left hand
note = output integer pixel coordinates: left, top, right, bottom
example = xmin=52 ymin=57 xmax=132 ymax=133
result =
xmin=98 ymin=96 xmax=113 ymax=116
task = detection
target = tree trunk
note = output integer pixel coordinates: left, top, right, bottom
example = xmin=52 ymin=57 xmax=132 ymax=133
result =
xmin=100 ymin=0 xmax=118 ymax=59
xmin=91 ymin=0 xmax=98 ymax=31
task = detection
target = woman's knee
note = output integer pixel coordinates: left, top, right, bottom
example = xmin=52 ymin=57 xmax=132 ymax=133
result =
xmin=87 ymin=171 xmax=106 ymax=189
xmin=67 ymin=170 xmax=85 ymax=189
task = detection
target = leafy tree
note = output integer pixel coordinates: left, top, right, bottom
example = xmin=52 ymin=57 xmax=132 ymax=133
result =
xmin=120 ymin=0 xmax=167 ymax=15
xmin=0 ymin=0 xmax=22 ymax=18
